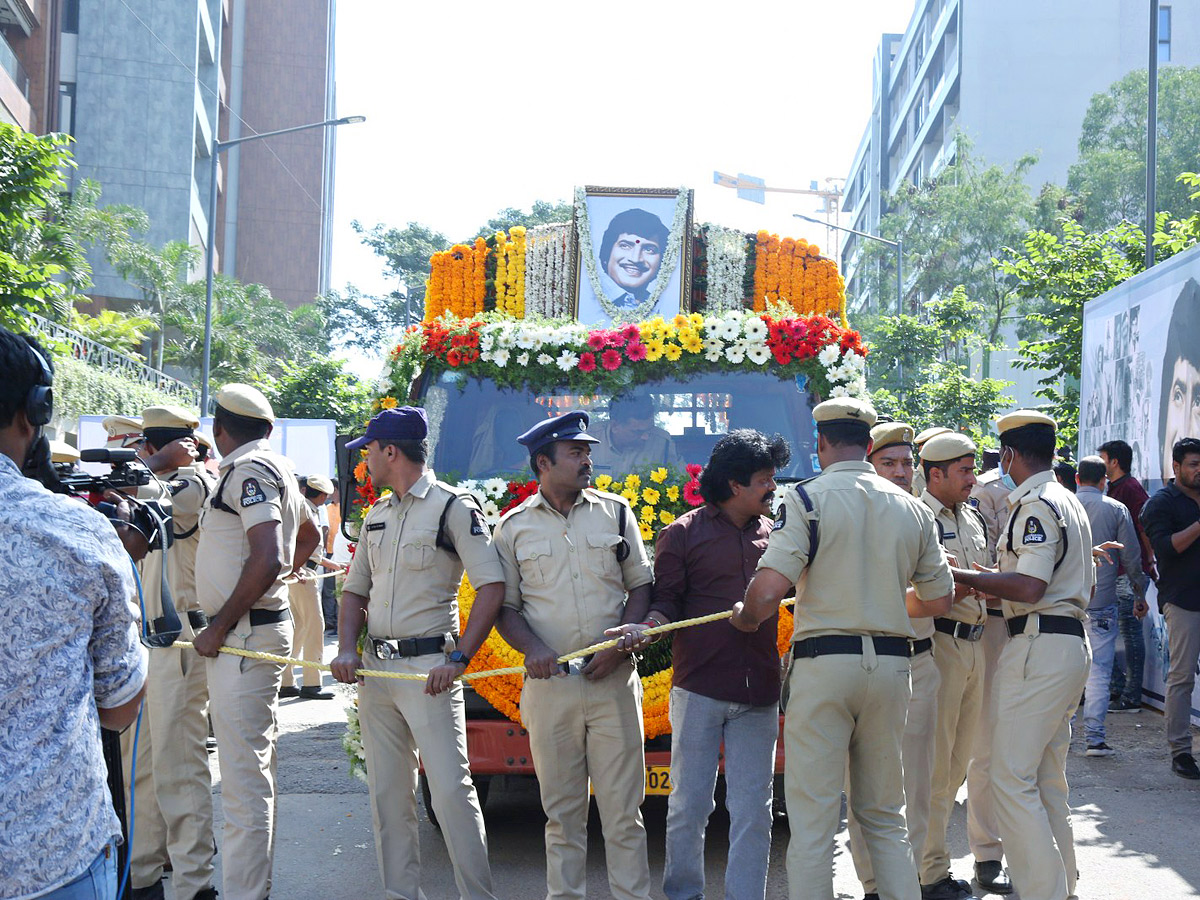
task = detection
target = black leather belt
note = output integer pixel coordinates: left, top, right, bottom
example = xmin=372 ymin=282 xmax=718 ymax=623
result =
xmin=188 ymin=610 xmax=209 ymax=629
xmin=1006 ymin=614 xmax=1085 ymax=638
xmin=792 ymin=635 xmax=913 ymax=659
xmin=987 ymin=608 xmax=1004 ymax=618
xmin=911 ymin=637 xmax=933 ymax=655
xmin=934 ymin=618 xmax=986 ymax=641
xmin=249 ymin=608 xmax=290 ymax=627
xmin=372 ymin=635 xmax=447 ymax=660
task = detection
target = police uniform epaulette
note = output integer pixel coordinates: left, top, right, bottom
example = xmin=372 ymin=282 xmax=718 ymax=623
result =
xmin=1005 ymin=489 xmax=1069 ymax=571
xmin=433 ymin=482 xmax=489 ymax=554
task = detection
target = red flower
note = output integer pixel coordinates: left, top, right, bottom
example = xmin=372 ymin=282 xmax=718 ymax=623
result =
xmin=620 ymin=323 xmax=642 ymax=344
xmin=601 ymin=349 xmax=622 ymax=371
xmin=460 ymin=348 xmax=479 ymax=364
xmin=606 ymin=330 xmax=627 ymax=348
xmin=771 ymin=347 xmax=792 ymax=365
xmin=625 ymin=340 xmax=647 ymax=361
xmin=446 ymin=348 xmax=463 ymax=367
xmin=578 ymin=352 xmax=597 ymax=372
xmin=685 ymin=463 xmax=703 ymax=478
xmin=683 ymin=479 xmax=703 ymax=507
xmin=587 ymin=332 xmax=608 ymax=351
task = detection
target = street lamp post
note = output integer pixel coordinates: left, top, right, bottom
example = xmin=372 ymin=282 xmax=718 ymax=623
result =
xmin=793 ymin=213 xmax=903 ymax=317
xmin=199 ymin=115 xmax=366 ymax=412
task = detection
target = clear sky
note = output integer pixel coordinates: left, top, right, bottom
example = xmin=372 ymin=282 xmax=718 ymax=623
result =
xmin=328 ymin=1 xmax=915 ymax=372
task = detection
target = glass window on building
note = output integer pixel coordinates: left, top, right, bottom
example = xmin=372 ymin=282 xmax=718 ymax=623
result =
xmin=1159 ymin=6 xmax=1171 ymax=62
xmin=58 ymin=83 xmax=75 ymax=135
xmin=63 ymin=0 xmax=79 ymax=33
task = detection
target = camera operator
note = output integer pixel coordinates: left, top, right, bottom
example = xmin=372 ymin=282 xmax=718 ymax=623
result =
xmin=118 ymin=406 xmax=218 ymax=900
xmin=0 ymin=327 xmax=148 ymax=900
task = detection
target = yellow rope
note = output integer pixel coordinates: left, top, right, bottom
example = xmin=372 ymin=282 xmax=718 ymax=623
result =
xmin=173 ymin=599 xmax=796 ymax=683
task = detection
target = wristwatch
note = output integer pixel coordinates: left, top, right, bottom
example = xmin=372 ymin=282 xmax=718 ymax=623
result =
xmin=447 ymin=649 xmax=471 ymax=666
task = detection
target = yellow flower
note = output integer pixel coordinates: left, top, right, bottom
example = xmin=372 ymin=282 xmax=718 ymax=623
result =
xmin=379 ymin=396 xmax=398 ymax=409
xmin=681 ymin=333 xmax=703 ymax=354
xmin=678 ymin=326 xmax=697 ymax=343
xmin=621 ymin=487 xmax=639 ymax=503
xmin=594 ymin=474 xmax=613 ymax=491
xmin=640 ymin=505 xmax=655 ymax=523
xmin=642 ymin=487 xmax=660 ymax=505
xmin=624 ymin=474 xmax=641 ymax=489
xmin=639 ymin=521 xmax=654 ymax=540
xmin=659 ymin=509 xmax=676 ymax=525
xmin=664 ymin=343 xmax=683 ymax=361
xmin=672 ymin=314 xmax=689 ymax=329
xmin=666 ymin=485 xmax=680 ymax=502
xmin=650 ymin=467 xmax=668 ymax=483
xmin=645 ymin=338 xmax=665 ymax=361
xmin=689 ymin=312 xmax=704 ymax=327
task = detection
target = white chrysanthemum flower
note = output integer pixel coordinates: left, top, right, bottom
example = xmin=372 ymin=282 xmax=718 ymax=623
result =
xmin=830 ymin=384 xmax=850 ymax=398
xmin=842 ymin=350 xmax=865 ymax=370
xmin=457 ymin=479 xmax=480 ymax=493
xmin=746 ymin=344 xmax=771 ymax=365
xmin=482 ymin=478 xmax=507 ymax=499
xmin=480 ymin=333 xmax=495 ymax=352
xmin=715 ymin=317 xmax=742 ymax=342
xmin=491 ymin=348 xmax=510 ymax=368
xmin=515 ymin=328 xmax=538 ymax=350
xmin=537 ymin=353 xmax=554 ymax=366
xmin=703 ymin=336 xmax=724 ymax=353
xmin=818 ymin=343 xmax=841 ymax=367
xmin=705 ymin=349 xmax=723 ymax=363
xmin=556 ymin=350 xmax=578 ymax=371
xmin=725 ymin=343 xmax=747 ymax=364
xmin=516 ymin=351 xmax=530 ymax=367
xmin=481 ymin=499 xmax=502 ymax=524
xmin=744 ymin=317 xmax=768 ymax=340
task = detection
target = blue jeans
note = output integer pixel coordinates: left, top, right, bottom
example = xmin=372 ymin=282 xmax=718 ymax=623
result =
xmin=663 ymin=686 xmax=778 ymax=900
xmin=1083 ymin=605 xmax=1118 ymax=744
xmin=40 ymin=842 xmax=117 ymax=900
xmin=1109 ymin=576 xmax=1145 ymax=704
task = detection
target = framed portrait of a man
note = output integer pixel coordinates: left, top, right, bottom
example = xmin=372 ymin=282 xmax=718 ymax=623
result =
xmin=571 ymin=186 xmax=694 ymax=326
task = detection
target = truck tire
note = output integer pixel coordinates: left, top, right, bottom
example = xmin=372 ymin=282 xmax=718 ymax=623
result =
xmin=420 ymin=773 xmax=491 ymax=830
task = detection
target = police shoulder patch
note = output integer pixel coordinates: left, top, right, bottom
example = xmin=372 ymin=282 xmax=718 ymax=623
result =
xmin=968 ymin=496 xmax=980 ymax=508
xmin=470 ymin=508 xmax=487 ymax=537
xmin=240 ymin=477 xmax=266 ymax=508
xmin=1022 ymin=515 xmax=1047 ymax=544
xmin=773 ymin=504 xmax=787 ymax=531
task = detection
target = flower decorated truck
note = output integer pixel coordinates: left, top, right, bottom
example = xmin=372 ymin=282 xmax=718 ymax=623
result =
xmin=342 ymin=187 xmax=867 ymax=812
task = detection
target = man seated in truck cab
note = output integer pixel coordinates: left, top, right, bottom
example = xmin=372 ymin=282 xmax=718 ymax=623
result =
xmin=591 ymin=394 xmax=684 ymax=475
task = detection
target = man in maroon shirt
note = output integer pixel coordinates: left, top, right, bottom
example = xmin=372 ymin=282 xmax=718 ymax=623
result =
xmin=1098 ymin=439 xmax=1156 ymax=710
xmin=610 ymin=429 xmax=789 ymax=900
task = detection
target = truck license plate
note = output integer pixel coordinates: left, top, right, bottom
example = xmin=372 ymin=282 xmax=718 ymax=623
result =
xmin=645 ymin=765 xmax=672 ymax=795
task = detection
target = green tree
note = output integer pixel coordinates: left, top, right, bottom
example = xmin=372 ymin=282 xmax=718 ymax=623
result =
xmin=995 ymin=216 xmax=1195 ymax=443
xmin=69 ymin=308 xmax=155 ymax=356
xmin=0 ymin=125 xmax=89 ymax=329
xmin=473 ymin=199 xmax=572 ymax=238
xmin=1068 ymin=67 xmax=1200 ymax=230
xmin=859 ymin=137 xmax=1037 ymax=344
xmin=258 ymin=357 xmax=375 ymax=432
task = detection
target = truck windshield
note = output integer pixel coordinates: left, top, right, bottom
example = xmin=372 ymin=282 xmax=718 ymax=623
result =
xmin=416 ymin=369 xmax=819 ymax=482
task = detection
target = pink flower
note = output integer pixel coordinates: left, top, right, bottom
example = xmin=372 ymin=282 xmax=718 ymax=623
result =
xmin=683 ymin=479 xmax=703 ymax=507
xmin=601 ymin=348 xmax=622 ymax=371
xmin=685 ymin=463 xmax=703 ymax=478
xmin=587 ymin=332 xmax=607 ymax=351
xmin=620 ymin=323 xmax=642 ymax=343
xmin=625 ymin=340 xmax=647 ymax=361
xmin=578 ymin=352 xmax=597 ymax=373
xmin=606 ymin=330 xmax=626 ymax=348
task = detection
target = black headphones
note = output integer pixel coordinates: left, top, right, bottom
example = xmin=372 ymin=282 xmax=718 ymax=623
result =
xmin=24 ymin=341 xmax=54 ymax=427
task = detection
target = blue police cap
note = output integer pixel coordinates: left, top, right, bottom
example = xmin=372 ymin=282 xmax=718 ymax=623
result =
xmin=346 ymin=407 xmax=429 ymax=451
xmin=516 ymin=411 xmax=601 ymax=458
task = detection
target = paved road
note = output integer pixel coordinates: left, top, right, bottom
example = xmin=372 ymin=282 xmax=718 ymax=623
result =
xmin=171 ymin=638 xmax=1200 ymax=899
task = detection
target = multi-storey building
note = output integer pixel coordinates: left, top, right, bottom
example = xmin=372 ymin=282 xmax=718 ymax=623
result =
xmin=841 ymin=0 xmax=1200 ymax=305
xmin=60 ymin=0 xmax=337 ymax=310
xmin=1 ymin=0 xmax=64 ymax=134
xmin=840 ymin=0 xmax=1200 ymax=406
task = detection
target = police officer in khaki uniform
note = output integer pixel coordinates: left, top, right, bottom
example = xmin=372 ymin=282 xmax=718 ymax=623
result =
xmin=948 ymin=411 xmax=1093 ymax=900
xmin=121 ymin=406 xmax=219 ymax=900
xmin=733 ymin=399 xmax=954 ymax=900
xmin=193 ymin=384 xmax=320 ymax=900
xmin=330 ymin=407 xmax=502 ymax=900
xmin=281 ymin=473 xmax=336 ymax=700
xmin=916 ymin=434 xmax=1001 ymax=897
xmin=912 ymin=427 xmax=952 ymax=496
xmin=846 ymin=421 xmax=945 ymax=900
xmin=963 ymin=456 xmax=1012 ymax=891
xmin=493 ymin=411 xmax=654 ymax=900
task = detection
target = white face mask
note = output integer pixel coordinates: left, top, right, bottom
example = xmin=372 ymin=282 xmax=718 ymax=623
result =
xmin=998 ymin=447 xmax=1017 ymax=491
